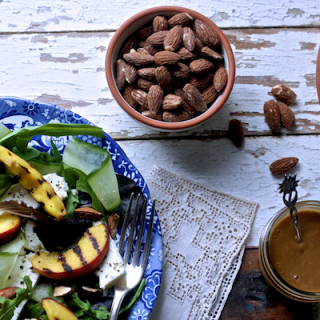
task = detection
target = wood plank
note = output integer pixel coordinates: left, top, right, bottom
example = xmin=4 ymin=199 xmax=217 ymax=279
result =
xmin=0 ymin=0 xmax=319 ymax=32
xmin=0 ymin=28 xmax=319 ymax=139
xmin=220 ymin=249 xmax=319 ymax=320
xmin=108 ymin=135 xmax=320 ymax=247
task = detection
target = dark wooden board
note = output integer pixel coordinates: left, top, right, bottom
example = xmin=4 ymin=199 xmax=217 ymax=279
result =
xmin=220 ymin=248 xmax=320 ymax=320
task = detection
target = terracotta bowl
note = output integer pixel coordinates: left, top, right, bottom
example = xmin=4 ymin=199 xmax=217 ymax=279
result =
xmin=105 ymin=6 xmax=236 ymax=131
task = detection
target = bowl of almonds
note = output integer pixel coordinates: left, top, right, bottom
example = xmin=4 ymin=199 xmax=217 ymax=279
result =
xmin=106 ymin=6 xmax=235 ymax=131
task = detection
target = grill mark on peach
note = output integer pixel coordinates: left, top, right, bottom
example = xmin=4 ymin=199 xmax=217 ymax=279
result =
xmin=58 ymin=254 xmax=72 ymax=273
xmin=87 ymin=229 xmax=101 ymax=254
xmin=73 ymin=245 xmax=87 ymax=266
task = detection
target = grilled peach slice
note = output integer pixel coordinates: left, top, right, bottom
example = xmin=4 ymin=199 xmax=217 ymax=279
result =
xmin=31 ymin=223 xmax=109 ymax=280
xmin=0 ymin=145 xmax=66 ymax=221
xmin=41 ymin=298 xmax=78 ymax=320
xmin=0 ymin=213 xmax=21 ymax=244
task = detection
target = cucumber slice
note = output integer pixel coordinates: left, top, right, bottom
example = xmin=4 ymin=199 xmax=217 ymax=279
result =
xmin=63 ymin=137 xmax=108 ymax=175
xmin=30 ymin=283 xmax=54 ymax=303
xmin=63 ymin=137 xmax=120 ymax=211
xmin=88 ymin=157 xmax=121 ymax=212
xmin=0 ymin=122 xmax=12 ymax=140
xmin=0 ymin=232 xmax=25 ymax=289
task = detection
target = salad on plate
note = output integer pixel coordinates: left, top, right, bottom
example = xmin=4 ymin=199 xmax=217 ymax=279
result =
xmin=0 ymin=122 xmax=152 ymax=320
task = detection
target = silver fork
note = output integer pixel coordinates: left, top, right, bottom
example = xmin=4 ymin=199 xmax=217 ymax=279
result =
xmin=110 ymin=193 xmax=155 ymax=320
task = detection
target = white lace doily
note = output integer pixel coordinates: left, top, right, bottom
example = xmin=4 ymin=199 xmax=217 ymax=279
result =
xmin=147 ymin=166 xmax=258 ymax=320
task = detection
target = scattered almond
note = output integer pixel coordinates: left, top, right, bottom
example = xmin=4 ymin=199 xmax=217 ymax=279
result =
xmin=271 ymin=84 xmax=297 ymax=104
xmin=0 ymin=287 xmax=18 ymax=300
xmin=269 ymin=157 xmax=299 ymax=175
xmin=74 ymin=207 xmax=104 ymax=221
xmin=278 ymin=101 xmax=295 ymax=128
xmin=228 ymin=119 xmax=244 ymax=148
xmin=264 ymin=100 xmax=281 ymax=132
xmin=107 ymin=213 xmax=120 ymax=239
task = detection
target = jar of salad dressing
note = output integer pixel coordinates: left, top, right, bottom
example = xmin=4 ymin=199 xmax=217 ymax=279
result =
xmin=259 ymin=201 xmax=320 ymax=302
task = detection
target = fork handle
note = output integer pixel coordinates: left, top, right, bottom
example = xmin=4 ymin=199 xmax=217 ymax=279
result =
xmin=110 ymin=289 xmax=126 ymax=320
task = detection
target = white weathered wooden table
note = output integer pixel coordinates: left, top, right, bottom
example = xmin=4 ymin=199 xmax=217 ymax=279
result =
xmin=0 ymin=0 xmax=320 ymax=317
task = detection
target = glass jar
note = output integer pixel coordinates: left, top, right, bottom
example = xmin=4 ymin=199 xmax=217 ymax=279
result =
xmin=259 ymin=200 xmax=320 ymax=302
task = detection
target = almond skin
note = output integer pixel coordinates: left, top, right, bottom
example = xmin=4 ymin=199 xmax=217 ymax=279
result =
xmin=131 ymin=89 xmax=148 ymax=108
xmin=74 ymin=207 xmax=104 ymax=221
xmin=193 ymin=19 xmax=220 ymax=48
xmin=154 ymin=51 xmax=181 ymax=66
xmin=162 ymin=94 xmax=182 ymax=110
xmin=120 ymin=36 xmax=137 ymax=56
xmin=147 ymin=85 xmax=164 ymax=114
xmin=183 ymin=27 xmax=196 ymax=52
xmin=202 ymin=84 xmax=218 ymax=105
xmin=271 ymin=84 xmax=297 ymax=104
xmin=168 ymin=12 xmax=193 ymax=27
xmin=177 ymin=47 xmax=195 ymax=61
xmin=124 ymin=64 xmax=138 ymax=84
xmin=137 ymin=25 xmax=153 ymax=40
xmin=183 ymin=83 xmax=207 ymax=112
xmin=146 ymin=31 xmax=169 ymax=46
xmin=214 ymin=67 xmax=228 ymax=92
xmin=116 ymin=59 xmax=126 ymax=91
xmin=190 ymin=58 xmax=215 ymax=76
xmin=122 ymin=85 xmax=138 ymax=108
xmin=138 ymin=67 xmax=156 ymax=80
xmin=0 ymin=287 xmax=18 ymax=299
xmin=171 ymin=62 xmax=190 ymax=79
xmin=123 ymin=49 xmax=154 ymax=67
xmin=163 ymin=110 xmax=192 ymax=122
xmin=278 ymin=101 xmax=295 ymax=128
xmin=164 ymin=25 xmax=183 ymax=51
xmin=201 ymin=46 xmax=224 ymax=61
xmin=228 ymin=119 xmax=244 ymax=148
xmin=153 ymin=16 xmax=169 ymax=32
xmin=264 ymin=100 xmax=281 ymax=132
xmin=269 ymin=157 xmax=299 ymax=175
xmin=174 ymin=89 xmax=195 ymax=114
xmin=137 ymin=78 xmax=155 ymax=92
xmin=155 ymin=66 xmax=173 ymax=91
xmin=189 ymin=74 xmax=214 ymax=92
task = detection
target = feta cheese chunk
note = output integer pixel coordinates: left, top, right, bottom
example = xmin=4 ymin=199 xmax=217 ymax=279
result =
xmin=23 ymin=220 xmax=45 ymax=252
xmin=43 ymin=173 xmax=69 ymax=200
xmin=95 ymin=238 xmax=126 ymax=289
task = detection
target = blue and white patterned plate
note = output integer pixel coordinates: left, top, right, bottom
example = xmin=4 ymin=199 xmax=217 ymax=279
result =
xmin=0 ymin=97 xmax=162 ymax=320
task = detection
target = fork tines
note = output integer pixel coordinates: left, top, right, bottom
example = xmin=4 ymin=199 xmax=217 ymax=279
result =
xmin=118 ymin=193 xmax=155 ymax=268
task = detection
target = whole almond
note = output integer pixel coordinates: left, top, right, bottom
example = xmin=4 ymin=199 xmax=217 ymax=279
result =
xmin=163 ymin=110 xmax=192 ymax=122
xmin=177 ymin=47 xmax=195 ymax=61
xmin=214 ymin=67 xmax=228 ymax=92
xmin=123 ymin=49 xmax=154 ymax=67
xmin=228 ymin=119 xmax=244 ymax=148
xmin=122 ymin=85 xmax=138 ymax=108
xmin=189 ymin=74 xmax=214 ymax=92
xmin=264 ymin=100 xmax=281 ymax=132
xmin=269 ymin=157 xmax=299 ymax=175
xmin=193 ymin=19 xmax=220 ymax=48
xmin=168 ymin=12 xmax=193 ymax=27
xmin=131 ymin=89 xmax=148 ymax=108
xmin=174 ymin=89 xmax=195 ymax=114
xmin=171 ymin=62 xmax=190 ymax=79
xmin=137 ymin=25 xmax=154 ymax=40
xmin=142 ymin=110 xmax=163 ymax=120
xmin=124 ymin=64 xmax=138 ymax=84
xmin=183 ymin=27 xmax=196 ymax=52
xmin=137 ymin=78 xmax=155 ymax=91
xmin=164 ymin=25 xmax=183 ymax=51
xmin=271 ymin=84 xmax=297 ymax=104
xmin=154 ymin=51 xmax=181 ymax=66
xmin=202 ymin=84 xmax=218 ymax=104
xmin=195 ymin=37 xmax=204 ymax=51
xmin=162 ymin=94 xmax=182 ymax=110
xmin=153 ymin=16 xmax=169 ymax=32
xmin=278 ymin=102 xmax=295 ymax=128
xmin=183 ymin=83 xmax=207 ymax=112
xmin=190 ymin=58 xmax=214 ymax=76
xmin=0 ymin=287 xmax=18 ymax=299
xmin=107 ymin=213 xmax=120 ymax=239
xmin=138 ymin=67 xmax=156 ymax=80
xmin=74 ymin=207 xmax=104 ymax=221
xmin=155 ymin=66 xmax=173 ymax=92
xmin=120 ymin=36 xmax=137 ymax=56
xmin=147 ymin=85 xmax=164 ymax=114
xmin=137 ymin=47 xmax=150 ymax=55
xmin=201 ymin=46 xmax=224 ymax=61
xmin=116 ymin=59 xmax=126 ymax=91
xmin=146 ymin=31 xmax=169 ymax=46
